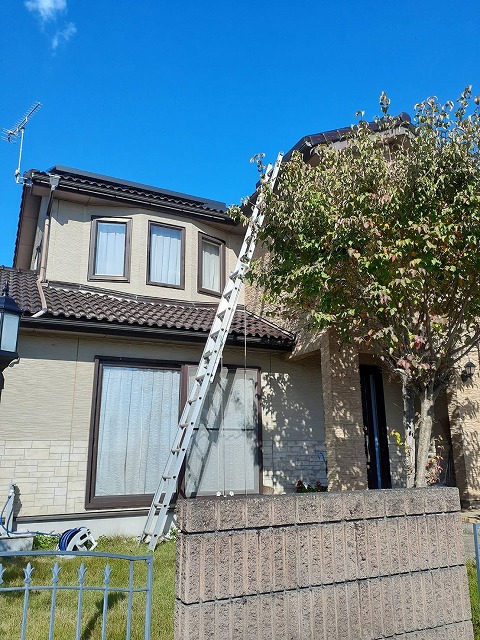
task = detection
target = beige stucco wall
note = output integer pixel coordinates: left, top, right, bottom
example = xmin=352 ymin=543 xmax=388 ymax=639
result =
xmin=448 ymin=349 xmax=480 ymax=505
xmin=0 ymin=329 xmax=324 ymax=518
xmin=44 ymin=198 xmax=243 ymax=304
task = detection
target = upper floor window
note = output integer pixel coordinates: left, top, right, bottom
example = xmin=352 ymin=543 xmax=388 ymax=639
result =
xmin=88 ymin=218 xmax=131 ymax=281
xmin=198 ymin=233 xmax=224 ymax=295
xmin=148 ymin=222 xmax=184 ymax=288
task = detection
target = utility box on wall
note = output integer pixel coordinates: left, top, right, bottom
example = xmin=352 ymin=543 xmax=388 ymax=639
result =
xmin=175 ymin=489 xmax=472 ymax=640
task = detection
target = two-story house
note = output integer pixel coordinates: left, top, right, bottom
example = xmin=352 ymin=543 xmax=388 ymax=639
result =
xmin=0 ymin=166 xmax=326 ymax=536
xmin=3 ymin=118 xmax=480 ymax=538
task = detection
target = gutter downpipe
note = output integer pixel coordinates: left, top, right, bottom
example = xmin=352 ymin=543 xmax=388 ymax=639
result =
xmin=31 ymin=174 xmax=61 ymax=319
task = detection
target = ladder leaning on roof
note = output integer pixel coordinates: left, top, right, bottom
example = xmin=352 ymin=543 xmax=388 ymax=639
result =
xmin=141 ymin=152 xmax=284 ymax=550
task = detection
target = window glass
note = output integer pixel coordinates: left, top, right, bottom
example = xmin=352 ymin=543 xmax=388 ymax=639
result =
xmin=201 ymin=239 xmax=221 ymax=292
xmin=0 ymin=312 xmax=20 ymax=353
xmin=95 ymin=365 xmax=180 ymax=496
xmin=149 ymin=224 xmax=182 ymax=286
xmin=94 ymin=221 xmax=127 ymax=277
xmin=185 ymin=367 xmax=259 ymax=496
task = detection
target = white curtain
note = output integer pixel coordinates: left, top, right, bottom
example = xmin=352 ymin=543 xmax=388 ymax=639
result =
xmin=185 ymin=367 xmax=258 ymax=496
xmin=150 ymin=226 xmax=182 ymax=285
xmin=202 ymin=241 xmax=220 ymax=292
xmin=95 ymin=222 xmax=126 ymax=276
xmin=95 ymin=366 xmax=180 ymax=496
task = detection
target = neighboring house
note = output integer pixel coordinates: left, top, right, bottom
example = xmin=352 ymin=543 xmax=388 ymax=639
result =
xmin=0 ymin=166 xmax=325 ymax=536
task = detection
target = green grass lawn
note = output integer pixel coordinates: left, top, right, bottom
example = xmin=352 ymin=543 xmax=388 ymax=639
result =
xmin=3 ymin=537 xmax=480 ymax=639
xmin=467 ymin=559 xmax=480 ymax=640
xmin=0 ymin=536 xmax=175 ymax=640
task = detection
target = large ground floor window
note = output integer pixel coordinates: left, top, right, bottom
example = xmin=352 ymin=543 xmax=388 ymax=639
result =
xmin=86 ymin=358 xmax=260 ymax=509
xmin=185 ymin=366 xmax=260 ymax=497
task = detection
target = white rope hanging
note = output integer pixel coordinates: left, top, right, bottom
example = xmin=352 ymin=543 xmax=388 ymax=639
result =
xmin=243 ymin=306 xmax=248 ymax=495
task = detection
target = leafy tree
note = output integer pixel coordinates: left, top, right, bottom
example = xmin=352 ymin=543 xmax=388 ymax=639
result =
xmin=245 ymin=87 xmax=480 ymax=487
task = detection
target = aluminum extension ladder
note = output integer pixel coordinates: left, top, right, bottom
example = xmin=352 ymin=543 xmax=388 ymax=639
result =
xmin=141 ymin=152 xmax=283 ymax=549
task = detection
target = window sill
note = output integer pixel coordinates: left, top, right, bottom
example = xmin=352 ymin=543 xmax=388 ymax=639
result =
xmin=147 ymin=280 xmax=185 ymax=290
xmin=88 ymin=275 xmax=130 ymax=283
xmin=198 ymin=286 xmax=222 ymax=297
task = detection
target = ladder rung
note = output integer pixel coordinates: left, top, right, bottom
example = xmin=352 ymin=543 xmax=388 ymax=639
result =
xmin=171 ymin=445 xmax=186 ymax=453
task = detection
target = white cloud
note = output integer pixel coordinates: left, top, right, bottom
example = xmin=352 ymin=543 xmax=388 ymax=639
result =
xmin=25 ymin=0 xmax=76 ymax=51
xmin=25 ymin=0 xmax=67 ymax=22
xmin=51 ymin=21 xmax=76 ymax=50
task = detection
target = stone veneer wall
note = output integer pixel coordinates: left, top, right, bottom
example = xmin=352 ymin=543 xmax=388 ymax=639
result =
xmin=262 ymin=439 xmax=328 ymax=493
xmin=175 ymin=488 xmax=472 ymax=640
xmin=0 ymin=440 xmax=88 ymax=516
xmin=320 ymin=331 xmax=368 ymax=491
xmin=447 ymin=349 xmax=480 ymax=506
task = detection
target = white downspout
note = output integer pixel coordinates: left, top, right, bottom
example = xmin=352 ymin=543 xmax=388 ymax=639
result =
xmin=32 ymin=174 xmax=61 ymax=318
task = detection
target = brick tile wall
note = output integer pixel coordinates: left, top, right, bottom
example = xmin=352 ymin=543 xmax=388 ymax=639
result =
xmin=0 ymin=439 xmax=88 ymax=516
xmin=320 ymin=331 xmax=368 ymax=490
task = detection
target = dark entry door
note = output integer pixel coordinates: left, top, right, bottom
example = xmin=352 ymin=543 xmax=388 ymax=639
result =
xmin=359 ymin=365 xmax=392 ymax=489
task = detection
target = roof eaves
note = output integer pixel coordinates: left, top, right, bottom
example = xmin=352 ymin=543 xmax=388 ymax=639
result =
xmin=284 ymin=112 xmax=413 ymax=161
xmin=12 ymin=182 xmax=29 ymax=268
xmin=46 ymin=165 xmax=228 ymax=214
xmin=20 ymin=316 xmax=295 ymax=349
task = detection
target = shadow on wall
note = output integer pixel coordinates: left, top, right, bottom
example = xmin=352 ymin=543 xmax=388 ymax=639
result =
xmin=321 ymin=341 xmax=371 ymax=490
xmin=260 ymin=363 xmax=327 ymax=494
xmin=449 ymin=380 xmax=480 ymax=502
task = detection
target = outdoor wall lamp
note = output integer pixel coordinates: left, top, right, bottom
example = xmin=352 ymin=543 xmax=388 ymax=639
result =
xmin=461 ymin=360 xmax=476 ymax=382
xmin=0 ymin=282 xmax=22 ymax=399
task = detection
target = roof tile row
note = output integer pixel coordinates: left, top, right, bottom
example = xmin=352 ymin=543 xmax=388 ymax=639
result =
xmin=0 ymin=267 xmax=293 ymax=346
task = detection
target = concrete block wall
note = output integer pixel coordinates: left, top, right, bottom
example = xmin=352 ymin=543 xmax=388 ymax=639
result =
xmin=175 ymin=488 xmax=473 ymax=640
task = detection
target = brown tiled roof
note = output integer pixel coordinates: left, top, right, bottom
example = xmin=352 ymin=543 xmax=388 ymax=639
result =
xmin=28 ymin=166 xmax=229 ymax=218
xmin=0 ymin=267 xmax=294 ymax=347
xmin=284 ymin=112 xmax=412 ymax=161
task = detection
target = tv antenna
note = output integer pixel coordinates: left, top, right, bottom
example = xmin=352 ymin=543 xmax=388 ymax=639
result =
xmin=2 ymin=102 xmax=41 ymax=184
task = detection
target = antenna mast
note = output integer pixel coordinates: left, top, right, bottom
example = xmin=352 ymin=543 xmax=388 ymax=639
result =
xmin=2 ymin=102 xmax=42 ymax=184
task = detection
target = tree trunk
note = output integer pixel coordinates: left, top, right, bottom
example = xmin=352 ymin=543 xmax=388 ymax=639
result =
xmin=402 ymin=378 xmax=416 ymax=488
xmin=414 ymin=383 xmax=435 ymax=487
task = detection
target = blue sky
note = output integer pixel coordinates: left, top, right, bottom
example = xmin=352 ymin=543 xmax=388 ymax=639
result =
xmin=1 ymin=0 xmax=479 ymax=266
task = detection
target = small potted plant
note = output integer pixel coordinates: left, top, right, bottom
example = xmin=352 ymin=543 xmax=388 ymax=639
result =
xmin=295 ymin=480 xmax=328 ymax=493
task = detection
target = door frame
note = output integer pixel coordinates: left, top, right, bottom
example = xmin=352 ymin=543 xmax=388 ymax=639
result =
xmin=359 ymin=365 xmax=392 ymax=489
